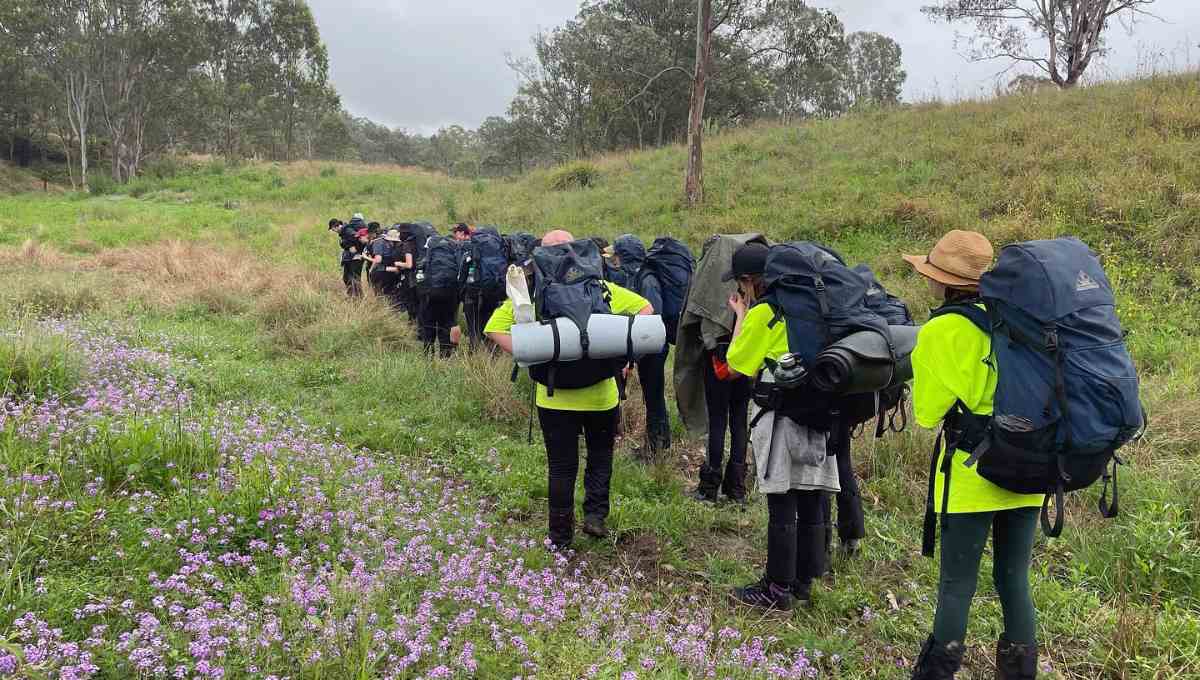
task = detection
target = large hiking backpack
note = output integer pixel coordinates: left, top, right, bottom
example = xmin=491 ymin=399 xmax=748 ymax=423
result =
xmin=760 ymin=242 xmax=894 ymax=431
xmin=504 ymin=232 xmax=538 ymax=267
xmin=606 ymin=234 xmax=646 ymax=289
xmin=854 ymin=264 xmax=914 ymax=326
xmin=419 ymin=236 xmax=462 ymax=290
xmin=525 ymin=239 xmax=624 ymax=394
xmin=464 ymin=227 xmax=507 ymax=293
xmin=634 ymin=237 xmax=695 ymax=344
xmin=926 ymin=237 xmax=1144 ymax=541
xmin=851 ymin=264 xmax=916 ymax=436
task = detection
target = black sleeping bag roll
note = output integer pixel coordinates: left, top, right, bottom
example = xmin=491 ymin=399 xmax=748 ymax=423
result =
xmin=810 ymin=325 xmax=919 ymax=395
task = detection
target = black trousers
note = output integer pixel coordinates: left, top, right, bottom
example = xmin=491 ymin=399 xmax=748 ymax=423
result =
xmin=419 ymin=287 xmax=457 ymax=357
xmin=462 ymin=289 xmax=504 ymax=349
xmin=822 ymin=419 xmax=866 ymax=544
xmin=637 ymin=348 xmax=670 ymax=450
xmin=766 ymin=489 xmax=826 ymax=586
xmin=538 ymin=407 xmax=618 ymax=520
xmin=401 ymin=284 xmax=418 ymax=322
xmin=700 ymin=349 xmax=751 ymax=498
xmin=369 ymin=270 xmax=403 ymax=311
xmin=342 ymin=260 xmax=363 ymax=297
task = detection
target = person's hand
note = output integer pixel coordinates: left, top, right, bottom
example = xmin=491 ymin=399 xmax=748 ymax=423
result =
xmin=727 ymin=291 xmax=747 ymax=317
xmin=622 ymin=364 xmax=632 ymax=381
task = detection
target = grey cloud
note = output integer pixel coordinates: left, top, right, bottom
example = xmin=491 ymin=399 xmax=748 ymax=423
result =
xmin=311 ymin=0 xmax=1200 ymax=131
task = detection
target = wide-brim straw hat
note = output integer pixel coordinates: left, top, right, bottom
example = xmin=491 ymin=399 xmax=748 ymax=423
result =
xmin=384 ymin=229 xmax=403 ymax=242
xmin=903 ymin=230 xmax=994 ymax=289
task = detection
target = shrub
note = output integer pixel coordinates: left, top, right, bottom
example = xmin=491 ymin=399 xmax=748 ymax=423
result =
xmin=547 ymin=161 xmax=599 ymax=191
xmin=0 ymin=322 xmax=84 ymax=399
xmin=320 ymin=166 xmax=337 ymax=178
xmin=87 ymin=173 xmax=118 ymax=196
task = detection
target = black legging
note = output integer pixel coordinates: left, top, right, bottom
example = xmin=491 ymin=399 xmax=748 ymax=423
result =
xmin=637 ymin=348 xmax=670 ymax=448
xmin=822 ymin=419 xmax=866 ymax=544
xmin=462 ymin=289 xmax=504 ymax=349
xmin=419 ymin=287 xmax=458 ymax=357
xmin=538 ymin=407 xmax=618 ymax=519
xmin=765 ymin=489 xmax=826 ymax=586
xmin=701 ymin=349 xmax=751 ymax=496
xmin=341 ymin=260 xmax=363 ymax=297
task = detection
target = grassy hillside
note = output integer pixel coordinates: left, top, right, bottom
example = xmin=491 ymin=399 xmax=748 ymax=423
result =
xmin=1 ymin=73 xmax=1199 ymax=679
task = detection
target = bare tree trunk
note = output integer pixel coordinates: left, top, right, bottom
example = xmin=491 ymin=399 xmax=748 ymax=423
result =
xmin=66 ymin=72 xmax=91 ymax=192
xmin=683 ymin=0 xmax=712 ymax=208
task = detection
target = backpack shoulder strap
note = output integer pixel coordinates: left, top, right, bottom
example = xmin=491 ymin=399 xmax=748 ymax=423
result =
xmin=929 ymin=300 xmax=989 ymax=332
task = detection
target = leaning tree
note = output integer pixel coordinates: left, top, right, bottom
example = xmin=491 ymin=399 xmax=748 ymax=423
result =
xmin=922 ymin=0 xmax=1157 ymax=88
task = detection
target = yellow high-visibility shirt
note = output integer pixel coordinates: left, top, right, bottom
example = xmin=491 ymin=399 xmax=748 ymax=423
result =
xmin=912 ymin=309 xmax=1046 ymax=513
xmin=486 ymin=282 xmax=650 ymax=412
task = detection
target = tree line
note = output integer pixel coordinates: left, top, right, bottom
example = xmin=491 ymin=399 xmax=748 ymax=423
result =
xmin=1 ymin=0 xmax=1149 ymax=188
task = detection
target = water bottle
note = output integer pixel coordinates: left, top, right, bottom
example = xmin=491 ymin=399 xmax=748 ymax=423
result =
xmin=774 ymin=353 xmax=809 ymax=389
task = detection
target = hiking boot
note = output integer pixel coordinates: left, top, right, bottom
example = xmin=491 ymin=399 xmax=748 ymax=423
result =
xmin=721 ymin=462 xmax=747 ymax=501
xmin=841 ymin=538 xmax=861 ymax=558
xmin=693 ymin=465 xmax=721 ymax=503
xmin=731 ymin=576 xmax=794 ymax=611
xmin=581 ymin=514 xmax=608 ymax=539
xmin=691 ymin=487 xmax=718 ymax=503
xmin=996 ymin=638 xmax=1038 ymax=680
xmin=789 ymin=578 xmax=813 ymax=605
xmin=910 ymin=636 xmax=964 ymax=680
xmin=547 ymin=508 xmax=574 ymax=550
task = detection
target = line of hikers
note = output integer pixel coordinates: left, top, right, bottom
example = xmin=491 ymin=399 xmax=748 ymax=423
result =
xmin=328 ymin=216 xmax=1145 ymax=680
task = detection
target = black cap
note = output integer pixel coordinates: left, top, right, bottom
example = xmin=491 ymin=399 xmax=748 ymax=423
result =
xmin=722 ymin=243 xmax=769 ymax=282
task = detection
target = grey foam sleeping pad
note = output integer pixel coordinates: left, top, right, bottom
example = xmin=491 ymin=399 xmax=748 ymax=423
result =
xmin=810 ymin=324 xmax=920 ymax=395
xmin=510 ymin=314 xmax=666 ymax=367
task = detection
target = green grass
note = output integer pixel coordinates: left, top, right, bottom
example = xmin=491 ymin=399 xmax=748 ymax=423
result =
xmin=0 ymin=318 xmax=84 ymax=399
xmin=1 ymin=73 xmax=1199 ymax=678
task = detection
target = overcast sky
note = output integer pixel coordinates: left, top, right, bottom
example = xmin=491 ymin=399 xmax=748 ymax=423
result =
xmin=308 ymin=0 xmax=1199 ymax=134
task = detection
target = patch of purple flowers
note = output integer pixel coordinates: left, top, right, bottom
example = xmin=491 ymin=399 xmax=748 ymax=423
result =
xmin=0 ymin=320 xmax=824 ymax=678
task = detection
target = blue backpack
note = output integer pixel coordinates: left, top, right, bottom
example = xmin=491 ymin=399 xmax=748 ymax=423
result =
xmin=760 ymin=242 xmax=894 ymax=431
xmin=854 ymin=264 xmax=915 ymax=326
xmin=853 ymin=264 xmax=915 ymax=436
xmin=634 ymin=237 xmax=694 ymax=345
xmin=419 ymin=236 xmax=462 ymax=290
xmin=927 ymin=237 xmax=1144 ymax=543
xmin=464 ymin=227 xmax=507 ymax=293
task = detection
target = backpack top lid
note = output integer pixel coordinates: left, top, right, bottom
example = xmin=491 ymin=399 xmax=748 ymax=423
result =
xmin=980 ymin=237 xmax=1115 ymax=323
xmin=531 ymin=239 xmax=609 ymax=333
xmin=853 ymin=263 xmax=914 ymax=326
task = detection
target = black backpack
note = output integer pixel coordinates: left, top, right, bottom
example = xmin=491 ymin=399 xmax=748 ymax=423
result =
xmin=524 ymin=239 xmax=623 ymax=395
xmin=419 ymin=236 xmax=462 ymax=290
xmin=760 ymin=242 xmax=894 ymax=431
xmin=634 ymin=237 xmax=694 ymax=345
xmin=464 ymin=228 xmax=507 ymax=293
xmin=503 ymin=232 xmax=538 ymax=267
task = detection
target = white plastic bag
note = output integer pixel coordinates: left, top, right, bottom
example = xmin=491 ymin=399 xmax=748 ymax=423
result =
xmin=506 ymin=265 xmax=535 ymax=324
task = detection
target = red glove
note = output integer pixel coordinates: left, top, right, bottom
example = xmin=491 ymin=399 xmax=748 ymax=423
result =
xmin=711 ymin=354 xmax=732 ymax=381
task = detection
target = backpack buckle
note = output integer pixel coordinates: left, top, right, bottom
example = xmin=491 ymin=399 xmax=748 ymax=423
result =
xmin=1043 ymin=326 xmax=1059 ymax=352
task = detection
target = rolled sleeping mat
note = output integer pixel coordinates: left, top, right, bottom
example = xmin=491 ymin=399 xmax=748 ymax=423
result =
xmin=810 ymin=325 xmax=920 ymax=395
xmin=511 ymin=314 xmax=666 ymax=367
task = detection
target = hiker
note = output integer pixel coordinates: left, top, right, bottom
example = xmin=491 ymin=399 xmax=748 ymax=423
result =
xmin=902 ymin=231 xmax=1045 ymax=679
xmin=677 ymin=235 xmax=768 ymax=504
xmin=452 ymin=223 xmax=473 ymax=242
xmin=366 ymin=227 xmax=410 ymax=311
xmin=461 ymin=226 xmax=508 ymax=349
xmin=612 ymin=235 xmax=695 ymax=458
xmin=723 ymin=242 xmax=840 ymax=610
xmin=338 ymin=220 xmax=368 ymax=298
xmin=417 ymin=231 xmax=462 ymax=357
xmin=486 ymin=230 xmax=653 ymax=550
